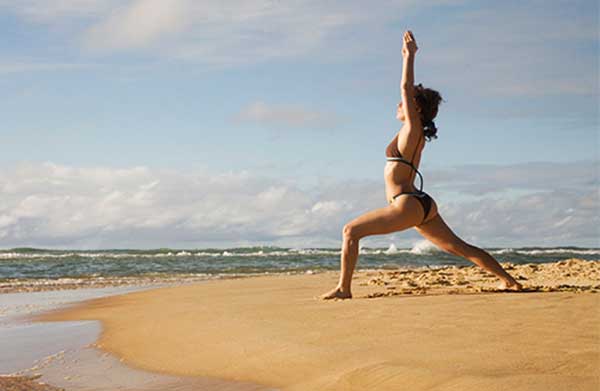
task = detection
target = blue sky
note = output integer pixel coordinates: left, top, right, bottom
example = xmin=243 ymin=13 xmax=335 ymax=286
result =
xmin=0 ymin=0 xmax=598 ymax=249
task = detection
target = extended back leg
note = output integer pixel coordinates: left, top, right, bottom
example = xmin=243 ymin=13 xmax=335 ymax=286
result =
xmin=415 ymin=214 xmax=522 ymax=290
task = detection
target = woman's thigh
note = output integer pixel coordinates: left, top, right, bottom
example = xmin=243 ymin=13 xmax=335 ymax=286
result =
xmin=346 ymin=195 xmax=424 ymax=239
xmin=414 ymin=213 xmax=470 ymax=255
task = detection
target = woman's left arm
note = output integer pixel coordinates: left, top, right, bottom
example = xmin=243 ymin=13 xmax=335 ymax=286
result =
xmin=400 ymin=31 xmax=421 ymax=128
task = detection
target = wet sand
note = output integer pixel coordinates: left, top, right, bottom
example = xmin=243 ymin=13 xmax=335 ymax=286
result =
xmin=2 ymin=285 xmax=272 ymax=391
xmin=0 ymin=375 xmax=64 ymax=391
xmin=14 ymin=345 xmax=274 ymax=391
xmin=0 ymin=275 xmax=217 ymax=294
xmin=35 ymin=258 xmax=599 ymax=390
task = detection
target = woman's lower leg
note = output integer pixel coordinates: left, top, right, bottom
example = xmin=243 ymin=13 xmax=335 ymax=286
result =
xmin=338 ymin=235 xmax=359 ymax=292
xmin=462 ymin=244 xmax=518 ymax=285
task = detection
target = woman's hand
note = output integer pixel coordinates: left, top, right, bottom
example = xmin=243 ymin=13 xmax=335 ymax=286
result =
xmin=402 ymin=30 xmax=418 ymax=58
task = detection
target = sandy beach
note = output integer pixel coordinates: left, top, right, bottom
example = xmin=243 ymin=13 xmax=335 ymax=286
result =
xmin=31 ymin=258 xmax=599 ymax=390
xmin=0 ymin=375 xmax=64 ymax=391
xmin=1 ymin=285 xmax=271 ymax=391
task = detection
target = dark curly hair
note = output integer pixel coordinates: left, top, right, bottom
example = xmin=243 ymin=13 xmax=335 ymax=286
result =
xmin=413 ymin=83 xmax=444 ymax=141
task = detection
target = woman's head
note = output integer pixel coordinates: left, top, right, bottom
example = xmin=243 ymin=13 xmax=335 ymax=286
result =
xmin=396 ymin=83 xmax=444 ymax=141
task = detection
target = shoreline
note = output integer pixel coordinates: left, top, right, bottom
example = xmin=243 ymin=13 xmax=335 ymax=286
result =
xmin=33 ymin=258 xmax=599 ymax=390
xmin=3 ymin=247 xmax=599 ymax=295
xmin=3 ymin=257 xmax=599 ymax=295
xmin=1 ymin=284 xmax=273 ymax=391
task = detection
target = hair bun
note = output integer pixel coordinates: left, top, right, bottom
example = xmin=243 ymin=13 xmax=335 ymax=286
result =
xmin=423 ymin=119 xmax=438 ymax=140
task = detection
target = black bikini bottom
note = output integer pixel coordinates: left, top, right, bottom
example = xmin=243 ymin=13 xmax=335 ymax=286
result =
xmin=389 ymin=191 xmax=433 ymax=224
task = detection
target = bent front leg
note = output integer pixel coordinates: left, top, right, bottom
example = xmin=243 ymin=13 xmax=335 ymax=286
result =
xmin=337 ymin=223 xmax=360 ymax=293
xmin=336 ymin=200 xmax=423 ymax=293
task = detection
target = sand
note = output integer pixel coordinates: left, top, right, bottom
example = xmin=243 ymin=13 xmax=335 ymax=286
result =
xmin=0 ymin=275 xmax=212 ymax=294
xmin=0 ymin=375 xmax=64 ymax=391
xmin=36 ymin=259 xmax=600 ymax=390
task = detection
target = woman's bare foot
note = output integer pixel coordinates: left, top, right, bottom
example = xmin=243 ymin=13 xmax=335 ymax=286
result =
xmin=319 ymin=286 xmax=352 ymax=300
xmin=497 ymin=280 xmax=523 ymax=291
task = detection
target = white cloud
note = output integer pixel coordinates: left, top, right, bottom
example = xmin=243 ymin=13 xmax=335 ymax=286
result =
xmin=2 ymin=0 xmax=596 ymax=103
xmin=78 ymin=0 xmax=375 ymax=62
xmin=0 ymin=0 xmax=118 ymax=22
xmin=235 ymin=101 xmax=340 ymax=130
xmin=417 ymin=2 xmax=598 ymax=97
xmin=0 ymin=160 xmax=597 ymax=249
xmin=0 ymin=162 xmax=365 ymax=248
xmin=2 ymin=0 xmax=457 ymax=64
xmin=0 ymin=61 xmax=94 ymax=74
xmin=427 ymin=161 xmax=598 ymax=195
xmin=439 ymin=189 xmax=599 ymax=246
xmin=83 ymin=0 xmax=189 ymax=50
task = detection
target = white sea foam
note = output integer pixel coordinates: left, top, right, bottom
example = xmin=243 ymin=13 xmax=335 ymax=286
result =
xmin=384 ymin=244 xmax=398 ymax=254
xmin=0 ymin=247 xmax=598 ymax=261
xmin=491 ymin=248 xmax=515 ymax=254
xmin=359 ymin=248 xmax=379 ymax=255
xmin=291 ymin=248 xmax=340 ymax=255
xmin=489 ymin=249 xmax=600 ymax=255
xmin=410 ymin=240 xmax=440 ymax=255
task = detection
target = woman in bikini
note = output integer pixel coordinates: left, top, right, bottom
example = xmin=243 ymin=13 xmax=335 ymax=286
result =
xmin=320 ymin=30 xmax=522 ymax=300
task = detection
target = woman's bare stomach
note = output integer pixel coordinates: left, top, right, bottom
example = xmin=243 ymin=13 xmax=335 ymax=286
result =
xmin=383 ymin=162 xmax=439 ymax=218
xmin=384 ymin=162 xmax=418 ymax=202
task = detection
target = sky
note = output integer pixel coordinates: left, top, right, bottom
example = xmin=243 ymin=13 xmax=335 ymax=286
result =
xmin=0 ymin=0 xmax=598 ymax=249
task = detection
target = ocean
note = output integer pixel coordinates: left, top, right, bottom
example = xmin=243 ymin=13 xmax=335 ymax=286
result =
xmin=1 ymin=243 xmax=598 ymax=291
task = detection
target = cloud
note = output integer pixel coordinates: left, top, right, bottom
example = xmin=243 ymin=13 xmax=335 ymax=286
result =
xmin=0 ymin=61 xmax=95 ymax=74
xmin=422 ymin=160 xmax=600 ymax=246
xmin=2 ymin=0 xmax=459 ymax=64
xmin=83 ymin=0 xmax=189 ymax=50
xmin=0 ymin=0 xmax=118 ymax=22
xmin=78 ymin=0 xmax=374 ymax=62
xmin=0 ymin=160 xmax=597 ymax=249
xmin=417 ymin=1 xmax=598 ymax=97
xmin=2 ymin=0 xmax=596 ymax=104
xmin=234 ymin=101 xmax=340 ymax=130
xmin=0 ymin=162 xmax=369 ymax=248
xmin=438 ymin=189 xmax=600 ymax=246
xmin=427 ymin=161 xmax=598 ymax=195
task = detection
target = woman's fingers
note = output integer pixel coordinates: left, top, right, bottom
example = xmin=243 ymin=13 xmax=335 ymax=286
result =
xmin=402 ymin=30 xmax=418 ymax=55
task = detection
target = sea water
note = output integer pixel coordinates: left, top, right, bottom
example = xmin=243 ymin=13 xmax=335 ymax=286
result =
xmin=1 ymin=244 xmax=598 ymax=290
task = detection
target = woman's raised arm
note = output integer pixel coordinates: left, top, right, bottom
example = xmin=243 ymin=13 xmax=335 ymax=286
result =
xmin=400 ymin=30 xmax=421 ymax=127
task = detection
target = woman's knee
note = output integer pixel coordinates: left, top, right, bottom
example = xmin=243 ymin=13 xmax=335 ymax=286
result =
xmin=342 ymin=223 xmax=361 ymax=242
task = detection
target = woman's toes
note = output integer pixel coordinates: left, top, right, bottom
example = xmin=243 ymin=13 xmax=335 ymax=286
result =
xmin=319 ymin=287 xmax=352 ymax=300
xmin=498 ymin=280 xmax=523 ymax=291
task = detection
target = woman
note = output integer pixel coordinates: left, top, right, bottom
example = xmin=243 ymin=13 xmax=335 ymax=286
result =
xmin=320 ymin=30 xmax=522 ymax=300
